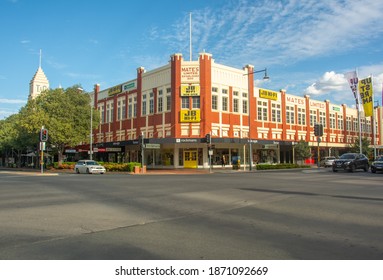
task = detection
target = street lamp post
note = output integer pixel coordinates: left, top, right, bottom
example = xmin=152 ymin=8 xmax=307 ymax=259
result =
xmin=90 ymin=102 xmax=93 ymax=160
xmin=245 ymin=68 xmax=269 ymax=171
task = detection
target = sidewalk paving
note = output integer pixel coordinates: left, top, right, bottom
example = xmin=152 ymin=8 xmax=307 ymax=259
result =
xmin=0 ymin=166 xmax=320 ymax=176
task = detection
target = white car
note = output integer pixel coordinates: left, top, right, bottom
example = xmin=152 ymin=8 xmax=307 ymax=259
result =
xmin=74 ymin=160 xmax=106 ymax=174
xmin=321 ymin=156 xmax=336 ymax=167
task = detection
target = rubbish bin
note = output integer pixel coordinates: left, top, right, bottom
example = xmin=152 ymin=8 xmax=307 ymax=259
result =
xmin=232 ymin=156 xmax=241 ymax=170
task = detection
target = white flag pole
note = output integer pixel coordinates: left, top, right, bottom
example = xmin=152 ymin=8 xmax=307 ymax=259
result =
xmin=356 ymin=68 xmax=362 ymax=154
xmin=372 ymin=74 xmax=376 ymax=159
xmin=189 ymin=12 xmax=192 ymax=61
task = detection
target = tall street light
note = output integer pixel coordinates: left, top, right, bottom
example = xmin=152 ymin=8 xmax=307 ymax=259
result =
xmin=90 ymin=99 xmax=93 ymax=160
xmin=245 ymin=68 xmax=269 ymax=171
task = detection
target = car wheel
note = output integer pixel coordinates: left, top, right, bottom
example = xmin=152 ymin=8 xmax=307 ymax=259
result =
xmin=350 ymin=164 xmax=356 ymax=172
xmin=363 ymin=164 xmax=368 ymax=172
xmin=86 ymin=168 xmax=90 ymax=174
xmin=76 ymin=168 xmax=80 ymax=174
xmin=371 ymin=168 xmax=376 ymax=173
xmin=332 ymin=168 xmax=337 ymax=172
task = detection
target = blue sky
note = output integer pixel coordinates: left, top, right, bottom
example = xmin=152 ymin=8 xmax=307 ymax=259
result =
xmin=1 ymin=0 xmax=383 ymax=119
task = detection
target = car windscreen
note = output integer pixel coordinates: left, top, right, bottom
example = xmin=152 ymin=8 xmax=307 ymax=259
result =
xmin=86 ymin=161 xmax=98 ymax=165
xmin=340 ymin=154 xmax=356 ymax=159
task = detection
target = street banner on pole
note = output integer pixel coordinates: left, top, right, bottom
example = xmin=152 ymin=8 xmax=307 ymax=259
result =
xmin=344 ymin=70 xmax=358 ymax=101
xmin=358 ymin=77 xmax=373 ymax=117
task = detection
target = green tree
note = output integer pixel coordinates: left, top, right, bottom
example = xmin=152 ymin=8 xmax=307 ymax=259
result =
xmin=0 ymin=114 xmax=37 ymax=167
xmin=349 ymin=137 xmax=372 ymax=158
xmin=19 ymin=86 xmax=99 ymax=164
xmin=294 ymin=140 xmax=312 ymax=164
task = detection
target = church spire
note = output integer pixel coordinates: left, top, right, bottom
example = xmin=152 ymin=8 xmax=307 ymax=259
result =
xmin=29 ymin=49 xmax=49 ymax=100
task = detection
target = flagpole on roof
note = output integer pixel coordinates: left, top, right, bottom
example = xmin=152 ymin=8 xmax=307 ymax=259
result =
xmin=189 ymin=12 xmax=192 ymax=61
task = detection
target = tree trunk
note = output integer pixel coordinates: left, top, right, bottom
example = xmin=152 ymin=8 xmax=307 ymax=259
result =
xmin=57 ymin=145 xmax=65 ymax=165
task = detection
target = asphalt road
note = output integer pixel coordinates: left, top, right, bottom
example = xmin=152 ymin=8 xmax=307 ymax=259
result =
xmin=0 ymin=168 xmax=382 ymax=260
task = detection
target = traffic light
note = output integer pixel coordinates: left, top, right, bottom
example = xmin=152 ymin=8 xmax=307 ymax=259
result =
xmin=205 ymin=133 xmax=211 ymax=144
xmin=138 ymin=133 xmax=144 ymax=148
xmin=318 ymin=124 xmax=323 ymax=136
xmin=40 ymin=128 xmax=48 ymax=142
xmin=314 ymin=124 xmax=323 ymax=137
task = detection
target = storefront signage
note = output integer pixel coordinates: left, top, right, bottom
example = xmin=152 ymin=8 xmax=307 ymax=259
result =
xmin=332 ymin=106 xmax=341 ymax=112
xmin=176 ymin=138 xmax=199 ymax=143
xmin=122 ymin=82 xmax=136 ymax=91
xmin=259 ymin=89 xmax=278 ymax=101
xmin=145 ymin=143 xmax=160 ymax=149
xmin=181 ymin=84 xmax=200 ymax=96
xmin=310 ymin=100 xmax=325 ymax=109
xmin=181 ymin=63 xmax=199 ymax=83
xmin=180 ymin=109 xmax=200 ymax=122
xmin=286 ymin=95 xmax=305 ymax=105
xmin=108 ymin=85 xmax=122 ymax=96
xmin=106 ymin=147 xmax=121 ymax=152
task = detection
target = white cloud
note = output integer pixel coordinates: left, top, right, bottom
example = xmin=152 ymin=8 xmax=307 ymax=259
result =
xmin=162 ymin=0 xmax=383 ymax=67
xmin=0 ymin=98 xmax=26 ymax=104
xmin=304 ymin=64 xmax=383 ymax=105
xmin=304 ymin=71 xmax=348 ymax=96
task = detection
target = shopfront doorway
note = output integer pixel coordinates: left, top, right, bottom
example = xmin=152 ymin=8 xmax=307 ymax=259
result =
xmin=183 ymin=150 xmax=198 ymax=168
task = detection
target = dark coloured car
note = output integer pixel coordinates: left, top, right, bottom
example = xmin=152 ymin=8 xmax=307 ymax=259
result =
xmin=371 ymin=156 xmax=383 ymax=173
xmin=332 ymin=153 xmax=369 ymax=172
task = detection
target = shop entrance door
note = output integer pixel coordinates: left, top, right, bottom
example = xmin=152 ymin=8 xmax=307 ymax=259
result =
xmin=184 ymin=150 xmax=198 ymax=168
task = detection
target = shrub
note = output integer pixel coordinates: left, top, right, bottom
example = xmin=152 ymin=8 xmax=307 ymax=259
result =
xmin=102 ymin=162 xmax=141 ymax=172
xmin=53 ymin=162 xmax=75 ymax=169
xmin=255 ymin=163 xmax=310 ymax=170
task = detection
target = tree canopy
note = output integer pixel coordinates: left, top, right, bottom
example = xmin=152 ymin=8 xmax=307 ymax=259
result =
xmin=294 ymin=140 xmax=312 ymax=163
xmin=1 ymin=86 xmax=99 ymax=165
xmin=349 ymin=137 xmax=372 ymax=158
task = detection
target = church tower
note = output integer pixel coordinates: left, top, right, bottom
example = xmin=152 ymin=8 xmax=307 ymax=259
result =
xmin=29 ymin=50 xmax=49 ymax=100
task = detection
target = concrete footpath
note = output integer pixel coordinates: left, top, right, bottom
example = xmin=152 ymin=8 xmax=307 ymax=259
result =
xmin=0 ymin=166 xmax=251 ymax=176
xmin=0 ymin=166 xmax=321 ymax=176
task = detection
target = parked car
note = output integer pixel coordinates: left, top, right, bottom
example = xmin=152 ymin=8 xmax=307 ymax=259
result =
xmin=332 ymin=153 xmax=369 ymax=172
xmin=74 ymin=160 xmax=106 ymax=174
xmin=370 ymin=156 xmax=383 ymax=173
xmin=320 ymin=156 xmax=336 ymax=167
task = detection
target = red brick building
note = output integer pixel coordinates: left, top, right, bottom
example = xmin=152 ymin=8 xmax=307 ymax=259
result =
xmin=84 ymin=52 xmax=382 ymax=168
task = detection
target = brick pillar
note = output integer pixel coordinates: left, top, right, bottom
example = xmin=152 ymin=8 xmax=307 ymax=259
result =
xmin=170 ymin=53 xmax=183 ymax=138
xmin=199 ymin=52 xmax=213 ymax=136
xmin=244 ymin=65 xmax=254 ymax=139
xmin=137 ymin=66 xmax=145 ymax=136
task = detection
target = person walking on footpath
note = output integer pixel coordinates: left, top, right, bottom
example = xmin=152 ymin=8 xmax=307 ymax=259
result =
xmin=221 ymin=155 xmax=226 ymax=168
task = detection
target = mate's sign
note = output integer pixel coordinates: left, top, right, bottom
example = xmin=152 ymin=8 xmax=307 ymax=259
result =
xmin=180 ymin=109 xmax=200 ymax=122
xmin=181 ymin=63 xmax=199 ymax=83
xmin=181 ymin=85 xmax=200 ymax=96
